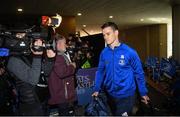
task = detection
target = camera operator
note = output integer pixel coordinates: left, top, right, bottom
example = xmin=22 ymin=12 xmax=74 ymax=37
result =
xmin=7 ymin=38 xmax=55 ymax=116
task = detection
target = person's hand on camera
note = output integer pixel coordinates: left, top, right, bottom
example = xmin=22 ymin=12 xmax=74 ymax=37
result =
xmin=46 ymin=49 xmax=56 ymax=58
xmin=31 ymin=39 xmax=43 ymax=55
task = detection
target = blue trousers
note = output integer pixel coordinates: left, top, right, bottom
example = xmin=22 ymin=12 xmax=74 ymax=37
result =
xmin=108 ymin=95 xmax=136 ymax=116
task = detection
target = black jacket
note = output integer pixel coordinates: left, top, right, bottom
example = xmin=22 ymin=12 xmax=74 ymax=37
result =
xmin=7 ymin=55 xmax=54 ymax=115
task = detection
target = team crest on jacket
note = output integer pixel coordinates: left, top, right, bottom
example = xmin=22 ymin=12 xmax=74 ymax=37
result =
xmin=119 ymin=55 xmax=125 ymax=65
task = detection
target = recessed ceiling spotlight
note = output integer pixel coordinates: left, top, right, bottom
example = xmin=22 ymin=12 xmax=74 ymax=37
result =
xmin=83 ymin=25 xmax=86 ymax=27
xmin=77 ymin=13 xmax=82 ymax=16
xmin=140 ymin=19 xmax=144 ymax=21
xmin=17 ymin=8 xmax=23 ymax=12
xmin=109 ymin=16 xmax=113 ymax=19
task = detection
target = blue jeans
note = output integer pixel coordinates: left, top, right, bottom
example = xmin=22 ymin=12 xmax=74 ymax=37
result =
xmin=108 ymin=95 xmax=136 ymax=116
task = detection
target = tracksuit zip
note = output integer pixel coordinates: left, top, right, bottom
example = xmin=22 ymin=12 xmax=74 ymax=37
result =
xmin=113 ymin=49 xmax=115 ymax=84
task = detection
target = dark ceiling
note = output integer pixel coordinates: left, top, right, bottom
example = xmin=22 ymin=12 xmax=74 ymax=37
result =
xmin=0 ymin=0 xmax=177 ymax=36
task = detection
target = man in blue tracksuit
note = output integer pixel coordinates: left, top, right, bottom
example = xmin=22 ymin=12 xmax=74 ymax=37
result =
xmin=92 ymin=22 xmax=150 ymax=116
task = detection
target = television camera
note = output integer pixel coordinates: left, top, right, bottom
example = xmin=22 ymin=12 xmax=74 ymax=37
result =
xmin=0 ymin=14 xmax=62 ymax=56
xmin=0 ymin=26 xmax=54 ymax=56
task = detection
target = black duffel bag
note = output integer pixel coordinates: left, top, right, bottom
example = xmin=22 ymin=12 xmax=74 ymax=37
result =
xmin=85 ymin=94 xmax=111 ymax=116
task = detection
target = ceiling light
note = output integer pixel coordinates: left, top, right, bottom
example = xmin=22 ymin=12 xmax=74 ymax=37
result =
xmin=140 ymin=19 xmax=144 ymax=21
xmin=17 ymin=8 xmax=23 ymax=12
xmin=77 ymin=13 xmax=82 ymax=16
xmin=109 ymin=16 xmax=113 ymax=19
xmin=148 ymin=17 xmax=168 ymax=22
xmin=83 ymin=25 xmax=86 ymax=27
xmin=161 ymin=18 xmax=167 ymax=20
